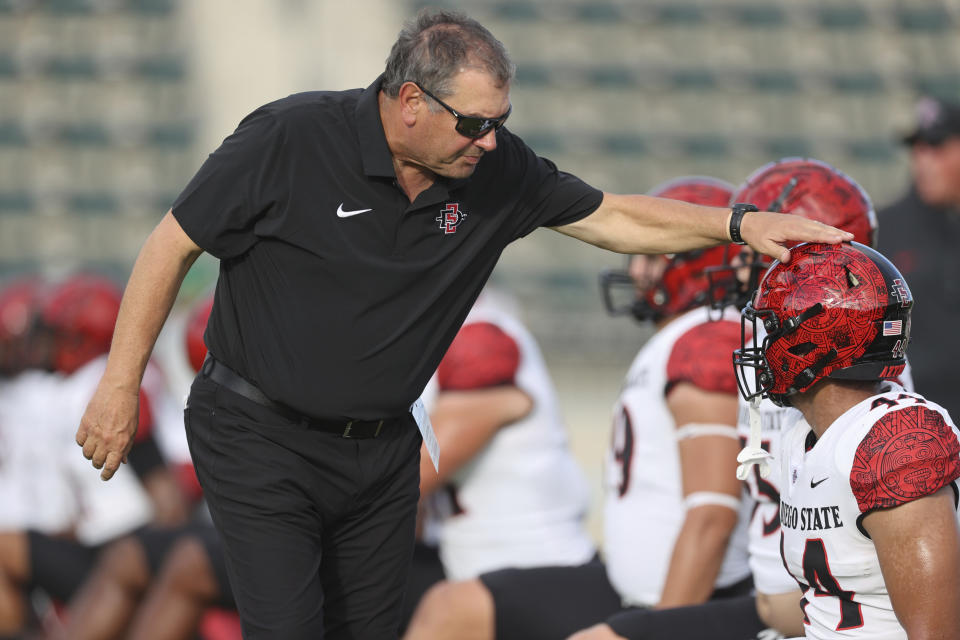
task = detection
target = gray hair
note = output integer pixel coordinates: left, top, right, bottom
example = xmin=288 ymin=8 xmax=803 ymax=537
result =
xmin=382 ymin=9 xmax=515 ymax=101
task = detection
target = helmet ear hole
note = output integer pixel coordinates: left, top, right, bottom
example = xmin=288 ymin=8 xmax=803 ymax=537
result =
xmin=787 ymin=342 xmax=817 ymax=356
xmin=845 ymin=267 xmax=861 ymax=288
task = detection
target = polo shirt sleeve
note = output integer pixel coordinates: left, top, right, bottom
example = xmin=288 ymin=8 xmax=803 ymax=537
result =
xmin=171 ymin=107 xmax=287 ymax=259
xmin=497 ymin=131 xmax=603 ymax=239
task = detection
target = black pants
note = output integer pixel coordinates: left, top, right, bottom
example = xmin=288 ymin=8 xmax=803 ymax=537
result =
xmin=184 ymin=375 xmax=422 ymax=639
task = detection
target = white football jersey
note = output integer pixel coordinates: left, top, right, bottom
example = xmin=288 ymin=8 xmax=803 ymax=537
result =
xmin=778 ymin=383 xmax=959 ymax=639
xmin=422 ymin=289 xmax=595 ymax=581
xmin=604 ymin=306 xmax=752 ymax=607
xmin=740 ymin=324 xmax=915 ymax=596
xmin=0 ymin=370 xmax=80 ymax=534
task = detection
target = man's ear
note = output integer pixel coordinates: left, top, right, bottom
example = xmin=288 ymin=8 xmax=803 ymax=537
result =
xmin=397 ymin=81 xmax=425 ymax=127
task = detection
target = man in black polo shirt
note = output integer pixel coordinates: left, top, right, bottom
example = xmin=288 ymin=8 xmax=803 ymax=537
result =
xmin=75 ymin=9 xmax=852 ymax=639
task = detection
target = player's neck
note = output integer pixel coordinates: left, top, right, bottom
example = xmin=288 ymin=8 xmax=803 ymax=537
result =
xmin=792 ymin=380 xmax=881 ymax=439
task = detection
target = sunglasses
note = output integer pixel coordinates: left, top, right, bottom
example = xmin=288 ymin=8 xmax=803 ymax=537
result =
xmin=413 ymin=82 xmax=511 ymax=139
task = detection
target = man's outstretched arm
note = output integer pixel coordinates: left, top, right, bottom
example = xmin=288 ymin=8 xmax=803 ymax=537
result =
xmin=555 ymin=192 xmax=853 ymax=263
xmin=77 ymin=210 xmax=203 ymax=480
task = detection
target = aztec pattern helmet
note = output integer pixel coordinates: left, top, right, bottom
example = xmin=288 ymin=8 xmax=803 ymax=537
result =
xmin=185 ymin=294 xmax=214 ymax=374
xmin=600 ymin=176 xmax=738 ymax=323
xmin=0 ymin=277 xmax=44 ymax=375
xmin=734 ymin=242 xmax=912 ymax=407
xmin=710 ymin=157 xmax=879 ymax=311
xmin=42 ymin=273 xmax=122 ymax=375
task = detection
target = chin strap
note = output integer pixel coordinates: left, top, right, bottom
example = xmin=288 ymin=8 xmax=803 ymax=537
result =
xmin=736 ymin=397 xmax=773 ymax=480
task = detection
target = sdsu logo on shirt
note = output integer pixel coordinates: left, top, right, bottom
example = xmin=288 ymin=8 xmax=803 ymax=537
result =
xmin=437 ymin=203 xmax=467 ymax=234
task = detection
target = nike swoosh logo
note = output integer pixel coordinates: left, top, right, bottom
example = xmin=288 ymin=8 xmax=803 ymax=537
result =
xmin=810 ymin=477 xmax=828 ymax=488
xmin=336 ymin=203 xmax=373 ymax=218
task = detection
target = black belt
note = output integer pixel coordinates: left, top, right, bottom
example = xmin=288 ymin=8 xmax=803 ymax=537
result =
xmin=200 ymin=355 xmax=388 ymax=438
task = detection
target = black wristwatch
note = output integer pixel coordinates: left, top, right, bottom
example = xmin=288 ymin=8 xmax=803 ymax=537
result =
xmin=729 ymin=203 xmax=758 ymax=245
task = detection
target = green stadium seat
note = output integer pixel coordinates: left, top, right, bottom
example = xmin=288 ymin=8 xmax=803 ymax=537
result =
xmin=0 ymin=122 xmax=27 ymax=146
xmin=828 ymin=72 xmax=885 ymax=94
xmin=600 ymin=134 xmax=648 ymax=156
xmin=126 ymin=0 xmax=177 ymax=16
xmin=845 ymin=138 xmax=897 ymax=163
xmin=655 ymin=4 xmax=705 ymax=25
xmin=763 ymin=136 xmax=812 ymax=159
xmin=69 ymin=192 xmax=120 ymax=214
xmin=136 ymin=56 xmax=186 ymax=81
xmin=46 ymin=56 xmax=99 ymax=79
xmin=514 ymin=64 xmax=552 ymax=88
xmin=574 ymin=3 xmax=623 ymax=24
xmin=148 ymin=123 xmax=193 ymax=148
xmin=46 ymin=0 xmax=95 ymax=14
xmin=912 ymin=74 xmax=960 ymax=98
xmin=59 ymin=123 xmax=110 ymax=146
xmin=0 ymin=191 xmax=33 ymax=211
xmin=669 ymin=68 xmax=716 ymax=90
xmin=729 ymin=4 xmax=786 ymax=28
xmin=0 ymin=54 xmax=16 ymax=78
xmin=816 ymin=5 xmax=869 ymax=30
xmin=748 ymin=70 xmax=799 ymax=93
xmin=491 ymin=2 xmax=539 ymax=21
xmin=896 ymin=6 xmax=954 ymax=32
xmin=682 ymin=134 xmax=729 ymax=157
xmin=587 ymin=66 xmax=636 ymax=88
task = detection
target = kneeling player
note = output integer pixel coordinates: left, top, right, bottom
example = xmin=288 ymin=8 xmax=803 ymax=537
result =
xmin=735 ymin=241 xmax=960 ymax=639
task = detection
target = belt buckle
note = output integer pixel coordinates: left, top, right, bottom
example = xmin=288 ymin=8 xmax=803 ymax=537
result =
xmin=341 ymin=419 xmax=385 ymax=438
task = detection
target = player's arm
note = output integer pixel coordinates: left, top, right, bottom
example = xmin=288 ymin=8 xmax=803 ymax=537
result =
xmin=657 ymin=382 xmax=742 ymax=608
xmin=419 ymin=387 xmax=532 ymax=496
xmin=77 ymin=210 xmax=203 ymax=480
xmin=864 ymin=485 xmax=960 ymax=639
xmin=419 ymin=321 xmax=533 ymax=496
xmin=553 ymin=192 xmax=852 ymax=263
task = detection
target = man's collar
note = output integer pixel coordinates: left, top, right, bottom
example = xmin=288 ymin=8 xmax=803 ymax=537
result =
xmin=356 ymin=74 xmax=396 ymax=178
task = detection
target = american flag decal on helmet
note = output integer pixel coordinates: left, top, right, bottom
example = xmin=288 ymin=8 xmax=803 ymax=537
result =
xmin=883 ymin=320 xmax=903 ymax=336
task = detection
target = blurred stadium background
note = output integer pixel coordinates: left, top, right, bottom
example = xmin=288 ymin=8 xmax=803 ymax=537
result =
xmin=2 ymin=0 xmax=957 ymax=537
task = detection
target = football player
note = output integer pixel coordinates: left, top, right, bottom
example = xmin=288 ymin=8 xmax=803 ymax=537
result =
xmin=404 ymin=177 xmax=756 ymax=640
xmin=736 ymin=241 xmax=960 ymax=638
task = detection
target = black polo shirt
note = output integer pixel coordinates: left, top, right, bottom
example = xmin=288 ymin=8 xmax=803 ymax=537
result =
xmin=172 ymin=75 xmax=602 ymax=419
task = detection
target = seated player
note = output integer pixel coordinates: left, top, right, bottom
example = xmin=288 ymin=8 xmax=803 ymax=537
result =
xmin=417 ymin=285 xmax=595 ymax=581
xmin=735 ymin=241 xmax=960 ymax=639
xmin=404 ymin=177 xmax=754 ymax=640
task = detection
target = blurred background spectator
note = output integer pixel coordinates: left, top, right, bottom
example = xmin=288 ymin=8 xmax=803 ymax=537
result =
xmin=878 ymin=95 xmax=960 ymax=421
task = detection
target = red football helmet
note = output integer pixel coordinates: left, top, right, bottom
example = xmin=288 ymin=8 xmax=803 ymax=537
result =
xmin=734 ymin=242 xmax=911 ymax=407
xmin=733 ymin=157 xmax=877 ymax=247
xmin=42 ymin=274 xmax=122 ymax=375
xmin=185 ymin=294 xmax=214 ymax=374
xmin=0 ymin=277 xmax=44 ymax=375
xmin=600 ymin=176 xmax=739 ymax=322
xmin=710 ymin=157 xmax=880 ymax=312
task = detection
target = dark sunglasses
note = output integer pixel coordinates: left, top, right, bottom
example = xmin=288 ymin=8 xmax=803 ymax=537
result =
xmin=413 ymin=81 xmax=511 ymax=139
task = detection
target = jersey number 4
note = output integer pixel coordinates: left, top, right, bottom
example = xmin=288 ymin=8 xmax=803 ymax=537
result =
xmin=797 ymin=538 xmax=864 ymax=631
